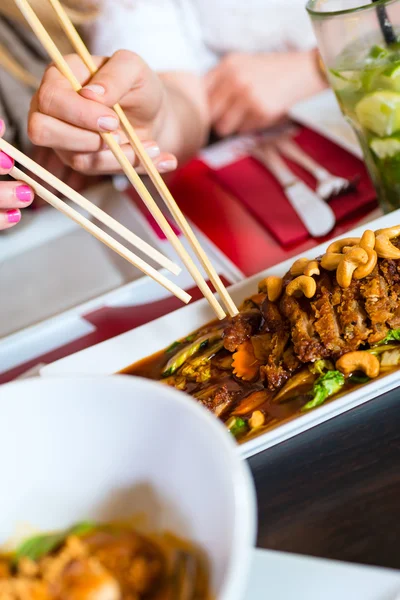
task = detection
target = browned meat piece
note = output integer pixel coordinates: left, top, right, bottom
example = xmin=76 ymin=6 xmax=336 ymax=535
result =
xmin=359 ymin=266 xmax=398 ymax=343
xmin=280 ymin=293 xmax=327 ymax=363
xmin=260 ymin=297 xmax=287 ymax=332
xmin=335 ymin=279 xmax=370 ymax=350
xmin=203 ymin=384 xmax=236 ymax=417
xmin=312 ymin=273 xmax=344 ymax=357
xmin=378 ymin=260 xmax=400 ymax=330
xmin=282 ymin=346 xmax=300 ymax=372
xmin=223 ymin=309 xmax=262 ymax=352
xmin=250 ymin=298 xmax=292 ymax=389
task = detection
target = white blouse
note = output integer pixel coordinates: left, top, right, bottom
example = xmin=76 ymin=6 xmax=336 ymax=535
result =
xmin=91 ymin=0 xmax=316 ymax=74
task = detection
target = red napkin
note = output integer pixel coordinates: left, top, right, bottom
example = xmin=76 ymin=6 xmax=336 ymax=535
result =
xmin=211 ymin=127 xmax=377 ymax=247
xmin=168 ymin=159 xmax=278 ymax=276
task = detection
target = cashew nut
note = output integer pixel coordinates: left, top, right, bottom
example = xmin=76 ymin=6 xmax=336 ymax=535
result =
xmin=286 ymin=275 xmax=316 ymax=298
xmin=321 ymin=252 xmax=342 ymax=271
xmin=342 ymin=246 xmax=353 ymax=254
xmin=290 ymin=258 xmax=310 ymax=276
xmin=258 ymin=276 xmax=283 ymax=302
xmin=249 ymin=410 xmax=265 ymax=429
xmin=304 ymin=260 xmax=320 ymax=277
xmin=353 ymin=247 xmax=378 ymax=279
xmin=374 ymin=227 xmax=400 ymax=259
xmin=327 ymin=237 xmax=360 ymax=254
xmin=336 ymin=351 xmax=380 ymax=378
xmin=375 ymin=225 xmax=400 ymax=237
xmin=336 ymin=247 xmax=368 ymax=288
xmin=359 ymin=230 xmax=375 ymax=250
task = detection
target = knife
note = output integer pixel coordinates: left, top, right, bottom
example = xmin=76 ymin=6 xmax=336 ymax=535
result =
xmin=252 ymin=145 xmax=336 ymax=238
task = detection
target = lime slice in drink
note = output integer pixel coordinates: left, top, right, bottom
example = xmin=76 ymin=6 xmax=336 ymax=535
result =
xmin=329 ymin=69 xmax=361 ymax=92
xmin=368 ymin=45 xmax=389 ymax=61
xmin=376 ymin=62 xmax=400 ymax=91
xmin=355 ymin=91 xmax=400 ymax=136
xmin=370 ymin=136 xmax=400 ymax=158
xmin=383 ymin=63 xmax=400 ymax=78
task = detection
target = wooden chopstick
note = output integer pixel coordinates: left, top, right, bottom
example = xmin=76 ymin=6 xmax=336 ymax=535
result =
xmin=0 ymin=137 xmax=179 ymax=276
xmin=8 ymin=163 xmax=191 ymax=304
xmin=45 ymin=0 xmax=239 ymax=318
xmin=13 ymin=0 xmax=229 ymax=320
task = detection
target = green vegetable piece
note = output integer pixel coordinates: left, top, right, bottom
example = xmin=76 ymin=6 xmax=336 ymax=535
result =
xmin=377 ymin=328 xmax=400 ymax=345
xmin=162 ymin=329 xmax=223 ymax=377
xmin=348 ymin=373 xmax=371 ymax=384
xmin=226 ymin=416 xmax=248 ymax=439
xmin=309 ymin=359 xmax=335 ymax=376
xmin=13 ymin=521 xmax=96 ymax=564
xmin=180 ymin=340 xmax=224 ymax=383
xmin=302 ymin=371 xmax=345 ymax=412
xmin=165 ymin=341 xmax=181 ymax=354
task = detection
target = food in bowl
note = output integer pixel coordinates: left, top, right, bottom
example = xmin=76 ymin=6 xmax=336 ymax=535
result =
xmin=0 ymin=521 xmax=210 ymax=599
xmin=126 ymin=227 xmax=400 ymax=442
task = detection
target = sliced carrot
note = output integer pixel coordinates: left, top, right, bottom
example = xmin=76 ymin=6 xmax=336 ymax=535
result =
xmin=233 ymin=390 xmax=269 ymax=416
xmin=232 ymin=340 xmax=261 ymax=382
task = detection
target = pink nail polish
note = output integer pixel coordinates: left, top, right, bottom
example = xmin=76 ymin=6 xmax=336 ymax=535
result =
xmin=7 ymin=209 xmax=21 ymax=224
xmin=0 ymin=151 xmax=14 ymax=171
xmin=16 ymin=185 xmax=33 ymax=203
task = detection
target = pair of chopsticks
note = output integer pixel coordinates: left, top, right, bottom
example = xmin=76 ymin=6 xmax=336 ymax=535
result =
xmin=0 ymin=137 xmax=191 ymax=304
xmin=13 ymin=0 xmax=238 ymax=320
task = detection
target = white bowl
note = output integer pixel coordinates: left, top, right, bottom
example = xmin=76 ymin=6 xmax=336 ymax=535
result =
xmin=0 ymin=376 xmax=256 ymax=600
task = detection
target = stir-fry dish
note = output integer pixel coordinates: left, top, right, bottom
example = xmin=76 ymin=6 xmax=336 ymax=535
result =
xmin=128 ymin=226 xmax=400 ymax=442
xmin=0 ymin=522 xmax=209 ymax=599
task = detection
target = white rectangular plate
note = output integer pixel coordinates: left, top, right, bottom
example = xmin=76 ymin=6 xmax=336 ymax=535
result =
xmin=245 ymin=549 xmax=400 ymax=600
xmin=41 ymin=210 xmax=400 ymax=459
xmin=289 ymin=89 xmax=363 ymax=160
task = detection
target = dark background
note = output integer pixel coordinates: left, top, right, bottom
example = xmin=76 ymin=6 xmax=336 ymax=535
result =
xmin=249 ymin=387 xmax=400 ymax=570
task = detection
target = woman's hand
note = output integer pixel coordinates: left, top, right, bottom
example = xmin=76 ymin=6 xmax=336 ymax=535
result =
xmin=28 ymin=51 xmax=179 ymax=176
xmin=205 ymin=50 xmax=327 ymax=137
xmin=0 ymin=120 xmax=34 ymax=230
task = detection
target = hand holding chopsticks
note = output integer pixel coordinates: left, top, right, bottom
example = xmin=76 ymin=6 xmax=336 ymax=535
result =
xmin=0 ymin=137 xmax=191 ymax=304
xmin=13 ymin=0 xmax=238 ymax=320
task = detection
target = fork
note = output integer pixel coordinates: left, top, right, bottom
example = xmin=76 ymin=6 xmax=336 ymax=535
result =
xmin=276 ymin=137 xmax=359 ymax=201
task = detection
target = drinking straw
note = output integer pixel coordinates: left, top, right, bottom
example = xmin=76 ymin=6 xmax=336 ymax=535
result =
xmin=372 ymin=0 xmax=397 ymax=45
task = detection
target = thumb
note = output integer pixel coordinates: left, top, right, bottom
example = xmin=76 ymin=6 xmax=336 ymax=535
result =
xmin=80 ymin=50 xmax=147 ymax=107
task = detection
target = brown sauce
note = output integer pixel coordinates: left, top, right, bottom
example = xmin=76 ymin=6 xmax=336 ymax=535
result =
xmin=121 ymin=329 xmax=400 ymax=445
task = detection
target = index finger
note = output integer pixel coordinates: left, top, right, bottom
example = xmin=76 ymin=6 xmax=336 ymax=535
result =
xmin=0 ymin=119 xmax=14 ymax=175
xmin=37 ymin=54 xmax=119 ymax=133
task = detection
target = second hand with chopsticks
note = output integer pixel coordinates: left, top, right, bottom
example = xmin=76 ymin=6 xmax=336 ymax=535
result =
xmin=13 ymin=0 xmax=238 ymax=320
xmin=0 ymin=137 xmax=191 ymax=304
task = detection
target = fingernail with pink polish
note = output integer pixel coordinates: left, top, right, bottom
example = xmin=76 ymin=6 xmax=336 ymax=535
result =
xmin=16 ymin=185 xmax=33 ymax=203
xmin=98 ymin=116 xmax=119 ymax=132
xmin=7 ymin=209 xmax=21 ymax=224
xmin=0 ymin=151 xmax=14 ymax=171
xmin=157 ymin=159 xmax=177 ymax=173
xmin=0 ymin=118 xmax=4 ymax=131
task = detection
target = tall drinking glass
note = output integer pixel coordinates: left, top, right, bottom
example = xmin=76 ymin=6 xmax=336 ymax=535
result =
xmin=307 ymin=0 xmax=400 ymax=213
